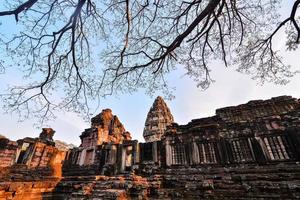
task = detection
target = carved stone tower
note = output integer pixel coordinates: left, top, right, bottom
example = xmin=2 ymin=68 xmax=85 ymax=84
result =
xmin=143 ymin=96 xmax=174 ymax=142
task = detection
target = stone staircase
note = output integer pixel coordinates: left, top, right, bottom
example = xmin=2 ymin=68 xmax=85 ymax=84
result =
xmin=46 ymin=175 xmax=97 ymax=200
xmin=46 ymin=173 xmax=162 ymax=200
xmin=89 ymin=174 xmax=162 ymax=200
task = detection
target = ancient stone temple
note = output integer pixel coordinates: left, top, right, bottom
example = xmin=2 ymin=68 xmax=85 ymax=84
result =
xmin=1 ymin=95 xmax=300 ymax=199
xmin=143 ymin=96 xmax=174 ymax=142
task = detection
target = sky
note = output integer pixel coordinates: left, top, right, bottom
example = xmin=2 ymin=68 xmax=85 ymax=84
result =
xmin=0 ymin=1 xmax=299 ymax=145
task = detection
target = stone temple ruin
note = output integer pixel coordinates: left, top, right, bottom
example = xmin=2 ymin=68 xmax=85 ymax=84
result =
xmin=0 ymin=95 xmax=300 ymax=199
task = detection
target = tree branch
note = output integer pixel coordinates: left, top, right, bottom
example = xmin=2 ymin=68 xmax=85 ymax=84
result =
xmin=0 ymin=0 xmax=38 ymax=22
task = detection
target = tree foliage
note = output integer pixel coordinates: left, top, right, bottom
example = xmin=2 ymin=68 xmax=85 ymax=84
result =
xmin=0 ymin=0 xmax=299 ymax=123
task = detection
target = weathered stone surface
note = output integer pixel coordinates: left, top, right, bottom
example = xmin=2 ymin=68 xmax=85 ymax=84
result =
xmin=0 ymin=138 xmax=18 ymax=168
xmin=143 ymin=96 xmax=174 ymax=142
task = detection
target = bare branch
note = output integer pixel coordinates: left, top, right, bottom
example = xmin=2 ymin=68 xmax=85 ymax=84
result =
xmin=0 ymin=0 xmax=38 ymax=22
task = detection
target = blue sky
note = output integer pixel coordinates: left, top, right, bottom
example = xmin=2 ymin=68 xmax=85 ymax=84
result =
xmin=0 ymin=1 xmax=299 ymax=145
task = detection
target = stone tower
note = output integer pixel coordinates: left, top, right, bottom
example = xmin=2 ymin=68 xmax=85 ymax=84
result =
xmin=80 ymin=109 xmax=132 ymax=147
xmin=143 ymin=96 xmax=174 ymax=142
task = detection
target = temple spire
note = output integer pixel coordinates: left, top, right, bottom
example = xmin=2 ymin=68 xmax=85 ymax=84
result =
xmin=143 ymin=96 xmax=174 ymax=142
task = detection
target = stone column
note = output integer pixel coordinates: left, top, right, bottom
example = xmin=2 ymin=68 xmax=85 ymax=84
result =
xmin=116 ymin=144 xmax=123 ymax=173
xmin=91 ymin=147 xmax=96 ymax=164
xmin=152 ymin=141 xmax=158 ymax=163
xmin=133 ymin=141 xmax=140 ymax=164
xmin=157 ymin=141 xmax=162 ymax=166
xmin=191 ymin=142 xmax=200 ymax=165
xmin=247 ymin=138 xmax=255 ymax=161
xmin=76 ymin=151 xmax=81 ymax=164
xmin=202 ymin=144 xmax=207 ymax=163
xmin=165 ymin=141 xmax=172 ymax=166
xmin=120 ymin=146 xmax=126 ymax=172
xmin=79 ymin=149 xmax=86 ymax=166
xmin=109 ymin=145 xmax=117 ymax=164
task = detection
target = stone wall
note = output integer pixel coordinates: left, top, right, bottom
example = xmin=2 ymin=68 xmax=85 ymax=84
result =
xmin=162 ymin=128 xmax=300 ymax=167
xmin=27 ymin=142 xmax=57 ymax=168
xmin=162 ymin=96 xmax=300 ymax=167
xmin=0 ymin=138 xmax=18 ymax=168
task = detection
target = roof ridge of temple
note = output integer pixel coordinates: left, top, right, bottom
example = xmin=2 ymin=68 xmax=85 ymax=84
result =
xmin=143 ymin=96 xmax=174 ymax=142
xmin=179 ymin=95 xmax=299 ymax=128
xmin=216 ymin=95 xmax=296 ymax=111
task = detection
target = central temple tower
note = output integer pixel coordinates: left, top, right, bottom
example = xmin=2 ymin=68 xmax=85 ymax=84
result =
xmin=143 ymin=96 xmax=174 ymax=142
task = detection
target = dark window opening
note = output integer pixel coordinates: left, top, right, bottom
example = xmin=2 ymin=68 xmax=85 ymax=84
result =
xmin=16 ymin=143 xmax=32 ymax=164
xmin=230 ymin=139 xmax=253 ymax=162
xmin=142 ymin=143 xmax=153 ymax=161
xmin=197 ymin=143 xmax=217 ymax=164
xmin=171 ymin=144 xmax=186 ymax=165
xmin=263 ymin=136 xmax=291 ymax=161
